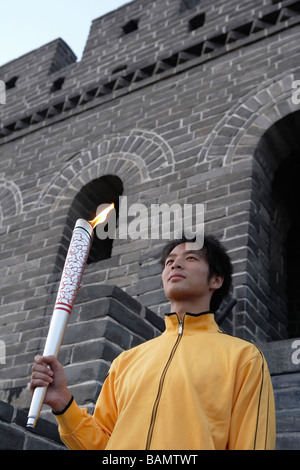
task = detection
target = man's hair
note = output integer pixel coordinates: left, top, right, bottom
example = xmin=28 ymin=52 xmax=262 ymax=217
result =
xmin=159 ymin=234 xmax=233 ymax=312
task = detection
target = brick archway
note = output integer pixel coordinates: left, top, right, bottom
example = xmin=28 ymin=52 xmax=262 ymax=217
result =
xmin=0 ymin=179 xmax=23 ymax=226
xmin=198 ymin=72 xmax=300 ymax=166
xmin=251 ymin=110 xmax=300 ymax=340
xmin=37 ymin=129 xmax=174 ymax=211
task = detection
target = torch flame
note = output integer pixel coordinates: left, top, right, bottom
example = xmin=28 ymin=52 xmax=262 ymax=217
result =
xmin=89 ymin=203 xmax=115 ymax=229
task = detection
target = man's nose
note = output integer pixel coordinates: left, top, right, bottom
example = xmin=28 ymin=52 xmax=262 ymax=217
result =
xmin=172 ymin=260 xmax=182 ymax=269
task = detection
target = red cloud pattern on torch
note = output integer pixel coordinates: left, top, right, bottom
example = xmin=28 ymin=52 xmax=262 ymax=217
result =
xmin=55 ymin=230 xmax=91 ymax=310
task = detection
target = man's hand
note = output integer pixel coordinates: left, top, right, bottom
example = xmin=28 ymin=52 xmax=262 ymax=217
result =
xmin=29 ymin=355 xmax=72 ymax=413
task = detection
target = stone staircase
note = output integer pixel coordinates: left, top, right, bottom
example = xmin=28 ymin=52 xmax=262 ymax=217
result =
xmin=261 ymin=339 xmax=300 ymax=450
xmin=273 ymin=372 xmax=300 ymax=449
xmin=0 ymin=400 xmax=65 ymax=450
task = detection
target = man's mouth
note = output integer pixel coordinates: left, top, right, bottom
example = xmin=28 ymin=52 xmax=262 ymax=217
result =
xmin=169 ymin=274 xmax=186 ymax=281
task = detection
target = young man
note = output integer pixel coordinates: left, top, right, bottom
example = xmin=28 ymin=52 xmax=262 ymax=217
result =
xmin=30 ymin=235 xmax=276 ymax=450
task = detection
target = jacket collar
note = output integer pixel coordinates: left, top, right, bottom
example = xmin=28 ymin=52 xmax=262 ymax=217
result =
xmin=164 ymin=312 xmax=219 ymax=334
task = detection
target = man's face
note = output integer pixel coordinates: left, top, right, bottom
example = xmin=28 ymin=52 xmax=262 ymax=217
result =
xmin=161 ymin=242 xmax=213 ymax=303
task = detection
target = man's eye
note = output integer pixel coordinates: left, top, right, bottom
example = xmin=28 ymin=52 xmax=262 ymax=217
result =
xmin=187 ymin=256 xmax=197 ymax=261
xmin=166 ymin=259 xmax=174 ymax=266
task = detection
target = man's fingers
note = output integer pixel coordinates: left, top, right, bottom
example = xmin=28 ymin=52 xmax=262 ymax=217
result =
xmin=34 ymin=354 xmax=56 ymax=365
xmin=31 ymin=370 xmax=53 ymax=382
xmin=34 ymin=354 xmax=61 ymax=371
xmin=32 ymin=361 xmax=53 ymax=376
xmin=33 ymin=355 xmax=59 ymax=375
xmin=30 ymin=357 xmax=55 ymax=392
xmin=29 ymin=374 xmax=52 ymax=391
xmin=34 ymin=354 xmax=43 ymax=363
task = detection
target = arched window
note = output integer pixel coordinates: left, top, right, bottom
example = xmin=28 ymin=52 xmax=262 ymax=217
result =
xmin=272 ymin=151 xmax=300 ymax=338
xmin=55 ymin=175 xmax=123 ymax=271
xmin=254 ymin=110 xmax=300 ymax=339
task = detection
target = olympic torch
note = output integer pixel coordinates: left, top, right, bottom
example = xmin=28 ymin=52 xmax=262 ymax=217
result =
xmin=26 ymin=204 xmax=114 ymax=429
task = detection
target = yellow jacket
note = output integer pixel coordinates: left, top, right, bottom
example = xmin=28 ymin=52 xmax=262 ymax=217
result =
xmin=55 ymin=312 xmax=276 ymax=450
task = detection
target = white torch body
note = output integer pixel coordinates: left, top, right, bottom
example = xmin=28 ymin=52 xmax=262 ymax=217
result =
xmin=27 ymin=219 xmax=93 ymax=429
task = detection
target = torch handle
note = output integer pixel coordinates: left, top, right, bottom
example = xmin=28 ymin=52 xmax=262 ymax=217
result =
xmin=26 ymin=309 xmax=70 ymax=429
xmin=26 ymin=387 xmax=48 ymax=429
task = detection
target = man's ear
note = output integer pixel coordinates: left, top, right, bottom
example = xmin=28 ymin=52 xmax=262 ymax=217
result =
xmin=209 ymin=275 xmax=224 ymax=291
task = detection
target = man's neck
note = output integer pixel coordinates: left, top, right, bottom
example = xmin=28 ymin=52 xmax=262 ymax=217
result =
xmin=170 ymin=299 xmax=211 ymax=321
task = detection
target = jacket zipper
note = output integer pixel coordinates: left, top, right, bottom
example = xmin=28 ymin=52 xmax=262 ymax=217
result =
xmin=145 ymin=316 xmax=184 ymax=450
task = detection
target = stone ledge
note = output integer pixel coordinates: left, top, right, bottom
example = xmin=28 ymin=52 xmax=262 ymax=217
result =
xmin=0 ymin=400 xmax=65 ymax=450
xmin=259 ymin=338 xmax=300 ymax=375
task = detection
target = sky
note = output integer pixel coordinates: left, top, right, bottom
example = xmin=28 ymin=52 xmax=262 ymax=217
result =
xmin=0 ymin=0 xmax=131 ymax=66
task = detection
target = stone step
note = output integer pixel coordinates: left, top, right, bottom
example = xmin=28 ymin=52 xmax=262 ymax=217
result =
xmin=260 ymin=341 xmax=300 ymax=449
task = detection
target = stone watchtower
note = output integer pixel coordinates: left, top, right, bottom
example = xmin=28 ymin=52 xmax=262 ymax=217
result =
xmin=1 ymin=0 xmax=300 ymax=449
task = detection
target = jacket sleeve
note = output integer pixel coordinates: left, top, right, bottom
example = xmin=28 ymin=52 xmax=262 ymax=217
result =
xmin=54 ymin=369 xmax=118 ymax=450
xmin=228 ymin=349 xmax=276 ymax=450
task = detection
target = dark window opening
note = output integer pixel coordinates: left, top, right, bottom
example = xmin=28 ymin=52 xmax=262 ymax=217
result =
xmin=5 ymin=76 xmax=18 ymax=89
xmin=122 ymin=19 xmax=139 ymax=35
xmin=287 ymin=226 xmax=300 ymax=338
xmin=189 ymin=13 xmax=206 ymax=31
xmin=112 ymin=64 xmax=127 ymax=75
xmin=51 ymin=77 xmax=65 ymax=93
xmin=254 ymin=110 xmax=300 ymax=340
xmin=272 ymin=151 xmax=300 ymax=338
xmin=55 ymin=175 xmax=123 ymax=271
